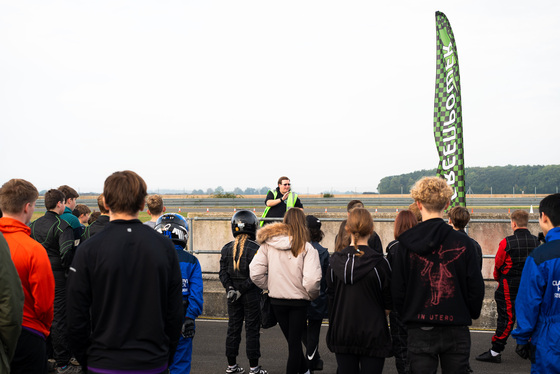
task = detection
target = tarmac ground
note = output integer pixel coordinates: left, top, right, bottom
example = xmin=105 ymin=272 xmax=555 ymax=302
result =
xmin=192 ymin=318 xmax=532 ymax=374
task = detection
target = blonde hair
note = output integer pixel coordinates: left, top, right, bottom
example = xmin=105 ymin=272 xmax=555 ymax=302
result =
xmin=410 ymin=177 xmax=453 ymax=212
xmin=232 ymin=234 xmax=248 ymax=271
xmin=345 ymin=208 xmax=374 ymax=256
xmin=283 ymin=208 xmax=309 ymax=257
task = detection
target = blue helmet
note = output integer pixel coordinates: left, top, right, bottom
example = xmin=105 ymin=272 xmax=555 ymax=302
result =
xmin=155 ymin=213 xmax=189 ymax=249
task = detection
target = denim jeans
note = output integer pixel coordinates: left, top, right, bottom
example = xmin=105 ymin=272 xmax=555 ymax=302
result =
xmin=407 ymin=325 xmax=470 ymax=374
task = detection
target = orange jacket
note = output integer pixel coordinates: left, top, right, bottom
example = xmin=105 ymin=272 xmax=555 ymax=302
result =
xmin=0 ymin=217 xmax=54 ymax=337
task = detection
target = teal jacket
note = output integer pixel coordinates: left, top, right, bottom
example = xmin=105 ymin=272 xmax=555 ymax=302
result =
xmin=60 ymin=207 xmax=83 ymax=241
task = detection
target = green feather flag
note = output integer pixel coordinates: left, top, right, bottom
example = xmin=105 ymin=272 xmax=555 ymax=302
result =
xmin=434 ymin=11 xmax=466 ymax=208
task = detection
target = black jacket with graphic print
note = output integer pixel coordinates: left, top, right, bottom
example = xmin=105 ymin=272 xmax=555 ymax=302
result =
xmin=391 ymin=218 xmax=484 ymax=327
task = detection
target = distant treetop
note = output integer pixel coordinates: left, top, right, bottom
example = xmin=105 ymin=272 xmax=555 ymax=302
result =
xmin=377 ymin=165 xmax=560 ymax=194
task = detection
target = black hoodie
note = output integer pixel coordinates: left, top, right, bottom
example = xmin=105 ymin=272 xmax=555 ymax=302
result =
xmin=326 ymin=245 xmax=392 ymax=357
xmin=391 ymin=218 xmax=484 ymax=327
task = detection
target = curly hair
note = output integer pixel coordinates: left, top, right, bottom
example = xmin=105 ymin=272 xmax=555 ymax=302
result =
xmin=410 ymin=177 xmax=453 ymax=212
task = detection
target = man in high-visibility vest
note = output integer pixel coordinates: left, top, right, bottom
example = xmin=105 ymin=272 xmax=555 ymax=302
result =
xmin=261 ymin=176 xmax=303 ymax=226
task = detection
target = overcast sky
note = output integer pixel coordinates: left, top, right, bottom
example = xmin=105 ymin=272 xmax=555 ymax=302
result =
xmin=1 ymin=1 xmax=558 ymax=194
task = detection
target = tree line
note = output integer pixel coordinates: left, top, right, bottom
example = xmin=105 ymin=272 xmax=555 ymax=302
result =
xmin=377 ymin=165 xmax=560 ymax=194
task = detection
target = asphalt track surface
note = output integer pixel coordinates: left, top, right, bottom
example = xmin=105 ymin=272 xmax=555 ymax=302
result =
xmin=192 ymin=319 xmax=532 ymax=374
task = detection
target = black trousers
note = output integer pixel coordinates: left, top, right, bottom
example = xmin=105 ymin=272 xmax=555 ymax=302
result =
xmin=53 ymin=270 xmax=72 ymax=366
xmin=272 ymin=304 xmax=308 ymax=374
xmin=11 ymin=328 xmax=47 ymax=374
xmin=335 ymin=353 xmax=385 ymax=374
xmin=226 ymin=289 xmax=262 ymax=362
xmin=389 ymin=310 xmax=410 ymax=374
xmin=301 ymin=319 xmax=322 ymax=368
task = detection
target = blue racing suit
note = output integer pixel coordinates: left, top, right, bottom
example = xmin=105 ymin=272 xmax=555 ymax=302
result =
xmin=512 ymin=227 xmax=560 ymax=373
xmin=170 ymin=245 xmax=204 ymax=374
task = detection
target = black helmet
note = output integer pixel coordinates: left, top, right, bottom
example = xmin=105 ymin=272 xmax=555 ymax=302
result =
xmin=155 ymin=213 xmax=189 ymax=249
xmin=231 ymin=210 xmax=259 ymax=240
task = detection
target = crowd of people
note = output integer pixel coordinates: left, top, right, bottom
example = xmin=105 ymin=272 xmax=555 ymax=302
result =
xmin=1 ymin=172 xmax=559 ymax=374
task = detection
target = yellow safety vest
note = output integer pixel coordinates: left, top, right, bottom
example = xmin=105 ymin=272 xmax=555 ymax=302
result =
xmin=260 ymin=190 xmax=298 ymax=227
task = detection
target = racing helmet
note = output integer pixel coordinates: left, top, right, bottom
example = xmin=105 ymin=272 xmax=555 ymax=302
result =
xmin=155 ymin=213 xmax=189 ymax=249
xmin=231 ymin=210 xmax=259 ymax=240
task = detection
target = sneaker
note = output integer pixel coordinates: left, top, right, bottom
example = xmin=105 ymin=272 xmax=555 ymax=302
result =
xmin=249 ymin=366 xmax=268 ymax=374
xmin=56 ymin=364 xmax=83 ymax=373
xmin=70 ymin=357 xmax=80 ymax=366
xmin=226 ymin=365 xmax=245 ymax=374
xmin=312 ymin=358 xmax=324 ymax=371
xmin=475 ymin=350 xmax=502 ymax=363
xmin=47 ymin=359 xmax=57 ymax=373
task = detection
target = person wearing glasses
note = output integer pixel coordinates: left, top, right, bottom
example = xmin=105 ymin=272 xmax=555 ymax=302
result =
xmin=260 ymin=176 xmax=303 ymax=227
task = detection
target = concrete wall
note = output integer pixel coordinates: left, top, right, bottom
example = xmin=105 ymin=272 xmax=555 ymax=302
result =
xmin=187 ymin=211 xmax=542 ymax=329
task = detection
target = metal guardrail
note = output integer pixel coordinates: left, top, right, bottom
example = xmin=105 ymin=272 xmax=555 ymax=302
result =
xmin=74 ymin=196 xmax=544 ymax=208
xmin=187 ymin=216 xmax=537 ymax=258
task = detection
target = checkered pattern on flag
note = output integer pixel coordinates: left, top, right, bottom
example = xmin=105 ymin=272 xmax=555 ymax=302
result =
xmin=434 ymin=11 xmax=466 ymax=208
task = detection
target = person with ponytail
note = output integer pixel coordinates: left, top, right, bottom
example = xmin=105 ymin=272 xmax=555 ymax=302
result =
xmin=219 ymin=210 xmax=267 ymax=374
xmin=250 ymin=208 xmax=322 ymax=374
xmin=326 ymin=208 xmax=392 ymax=374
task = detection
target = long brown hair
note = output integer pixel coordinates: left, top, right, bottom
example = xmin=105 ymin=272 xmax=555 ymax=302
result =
xmin=334 ymin=220 xmax=349 ymax=252
xmin=283 ymin=208 xmax=309 ymax=257
xmin=394 ymin=210 xmax=418 ymax=239
xmin=232 ymin=234 xmax=248 ymax=271
xmin=345 ymin=208 xmax=374 ymax=255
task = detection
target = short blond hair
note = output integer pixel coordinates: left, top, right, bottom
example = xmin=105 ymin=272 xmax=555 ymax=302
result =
xmin=146 ymin=194 xmax=164 ymax=215
xmin=410 ymin=177 xmax=453 ymax=212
